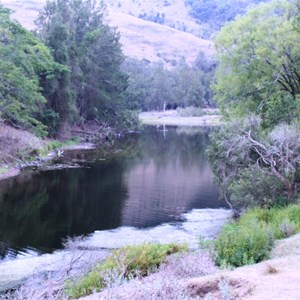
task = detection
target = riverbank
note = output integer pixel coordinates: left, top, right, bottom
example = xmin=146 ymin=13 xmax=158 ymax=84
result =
xmin=139 ymin=109 xmax=222 ymax=126
xmin=0 ymin=209 xmax=232 ymax=294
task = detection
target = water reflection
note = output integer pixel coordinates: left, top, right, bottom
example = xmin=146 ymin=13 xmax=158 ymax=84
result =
xmin=0 ymin=126 xmax=223 ymax=259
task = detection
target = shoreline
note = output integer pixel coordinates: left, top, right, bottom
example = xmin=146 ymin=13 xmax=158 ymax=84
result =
xmin=0 ymin=143 xmax=97 ymax=184
xmin=139 ymin=110 xmax=222 ymax=126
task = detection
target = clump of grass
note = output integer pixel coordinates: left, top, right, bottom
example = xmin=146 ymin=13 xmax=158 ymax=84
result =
xmin=66 ymin=242 xmax=188 ymax=299
xmin=94 ymin=250 xmax=216 ymax=300
xmin=214 ymin=219 xmax=274 ymax=267
xmin=214 ymin=203 xmax=300 ymax=268
xmin=177 ymin=106 xmax=204 ymax=117
xmin=0 ymin=167 xmax=7 ymax=175
xmin=242 ymin=205 xmax=300 ymax=239
xmin=38 ymin=137 xmax=80 ymax=157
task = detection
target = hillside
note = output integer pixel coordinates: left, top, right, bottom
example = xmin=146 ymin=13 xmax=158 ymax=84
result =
xmin=2 ymin=0 xmax=214 ymax=67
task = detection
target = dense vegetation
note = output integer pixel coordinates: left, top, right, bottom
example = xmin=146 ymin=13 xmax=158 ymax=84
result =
xmin=0 ymin=1 xmax=138 ymax=138
xmin=214 ymin=203 xmax=300 ymax=267
xmin=0 ymin=5 xmax=61 ymax=136
xmin=122 ymin=53 xmax=216 ymax=111
xmin=208 ymin=0 xmax=300 ymax=209
xmin=185 ymin=0 xmax=271 ymax=37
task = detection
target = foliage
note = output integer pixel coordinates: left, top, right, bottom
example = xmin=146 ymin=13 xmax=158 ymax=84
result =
xmin=122 ymin=52 xmax=216 ymax=111
xmin=213 ymin=0 xmax=300 ymax=127
xmin=66 ymin=243 xmax=187 ymax=298
xmin=0 ymin=5 xmax=61 ymax=136
xmin=207 ymin=117 xmax=300 ymax=208
xmin=36 ymin=0 xmax=130 ymax=132
xmin=243 ymin=205 xmax=300 ymax=239
xmin=214 ymin=218 xmax=274 ymax=267
xmin=215 ymin=203 xmax=300 ymax=267
xmin=185 ymin=0 xmax=271 ymax=38
xmin=38 ymin=137 xmax=79 ymax=157
xmin=177 ymin=106 xmax=204 ymax=117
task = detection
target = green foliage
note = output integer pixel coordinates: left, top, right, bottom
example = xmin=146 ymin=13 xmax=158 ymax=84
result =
xmin=185 ymin=0 xmax=271 ymax=37
xmin=215 ymin=218 xmax=274 ymax=267
xmin=177 ymin=106 xmax=204 ymax=117
xmin=122 ymin=53 xmax=215 ymax=111
xmin=38 ymin=137 xmax=80 ymax=157
xmin=66 ymin=243 xmax=187 ymax=298
xmin=215 ymin=203 xmax=300 ymax=267
xmin=0 ymin=5 xmax=60 ymax=136
xmin=243 ymin=205 xmax=300 ymax=239
xmin=36 ymin=0 xmax=130 ymax=131
xmin=213 ymin=0 xmax=300 ymax=128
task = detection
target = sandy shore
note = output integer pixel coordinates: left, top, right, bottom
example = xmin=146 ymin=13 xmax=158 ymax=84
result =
xmin=139 ymin=110 xmax=222 ymax=126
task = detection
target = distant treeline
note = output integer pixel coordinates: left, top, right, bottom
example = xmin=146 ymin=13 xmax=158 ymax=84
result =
xmin=122 ymin=53 xmax=216 ymax=111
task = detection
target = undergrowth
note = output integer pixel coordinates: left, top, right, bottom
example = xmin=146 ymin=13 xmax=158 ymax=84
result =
xmin=214 ymin=203 xmax=300 ymax=267
xmin=66 ymin=242 xmax=188 ymax=299
xmin=38 ymin=137 xmax=80 ymax=157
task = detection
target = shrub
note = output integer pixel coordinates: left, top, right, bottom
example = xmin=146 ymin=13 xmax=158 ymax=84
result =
xmin=243 ymin=205 xmax=300 ymax=239
xmin=177 ymin=106 xmax=204 ymax=117
xmin=214 ymin=219 xmax=274 ymax=267
xmin=66 ymin=243 xmax=187 ymax=299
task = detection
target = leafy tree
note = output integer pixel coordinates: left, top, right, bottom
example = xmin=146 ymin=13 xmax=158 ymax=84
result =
xmin=213 ymin=0 xmax=300 ymax=128
xmin=0 ymin=5 xmax=60 ymax=136
xmin=185 ymin=0 xmax=271 ymax=37
xmin=122 ymin=54 xmax=216 ymax=111
xmin=36 ymin=0 xmax=130 ymax=131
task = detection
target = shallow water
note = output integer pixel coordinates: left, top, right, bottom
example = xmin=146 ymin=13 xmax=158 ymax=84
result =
xmin=0 ymin=126 xmax=224 ymax=260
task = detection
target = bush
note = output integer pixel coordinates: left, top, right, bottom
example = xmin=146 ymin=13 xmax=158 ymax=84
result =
xmin=242 ymin=205 xmax=300 ymax=239
xmin=66 ymin=243 xmax=187 ymax=299
xmin=214 ymin=219 xmax=274 ymax=267
xmin=215 ymin=203 xmax=300 ymax=267
xmin=177 ymin=106 xmax=204 ymax=117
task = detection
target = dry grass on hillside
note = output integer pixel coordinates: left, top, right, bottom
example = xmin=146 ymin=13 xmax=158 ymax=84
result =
xmin=0 ymin=121 xmax=42 ymax=164
xmin=108 ymin=11 xmax=214 ymax=66
xmin=2 ymin=0 xmax=214 ymax=67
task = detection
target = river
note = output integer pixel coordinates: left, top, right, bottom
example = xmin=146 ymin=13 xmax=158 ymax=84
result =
xmin=0 ymin=126 xmax=224 ymax=261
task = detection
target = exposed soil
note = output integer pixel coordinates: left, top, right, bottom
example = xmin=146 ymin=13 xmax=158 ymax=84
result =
xmin=186 ymin=234 xmax=300 ymax=300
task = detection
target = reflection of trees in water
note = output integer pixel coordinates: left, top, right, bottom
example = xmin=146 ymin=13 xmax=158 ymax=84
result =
xmin=0 ymin=162 xmax=128 ymax=254
xmin=0 ymin=126 xmax=221 ymax=256
xmin=121 ymin=126 xmax=222 ymax=227
xmin=137 ymin=126 xmax=213 ymax=170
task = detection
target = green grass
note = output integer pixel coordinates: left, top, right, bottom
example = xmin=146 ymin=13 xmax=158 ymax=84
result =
xmin=66 ymin=243 xmax=188 ymax=299
xmin=214 ymin=203 xmax=300 ymax=267
xmin=38 ymin=137 xmax=80 ymax=157
xmin=0 ymin=167 xmax=7 ymax=175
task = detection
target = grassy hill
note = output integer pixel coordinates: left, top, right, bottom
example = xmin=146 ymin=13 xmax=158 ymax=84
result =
xmin=2 ymin=0 xmax=214 ymax=67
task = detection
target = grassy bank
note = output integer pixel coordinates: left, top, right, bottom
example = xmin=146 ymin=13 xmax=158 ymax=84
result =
xmin=214 ymin=203 xmax=300 ymax=267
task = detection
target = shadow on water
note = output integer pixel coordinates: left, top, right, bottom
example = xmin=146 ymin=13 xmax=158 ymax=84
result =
xmin=0 ymin=126 xmax=223 ymax=260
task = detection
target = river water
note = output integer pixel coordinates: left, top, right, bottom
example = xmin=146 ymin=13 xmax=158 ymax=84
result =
xmin=0 ymin=126 xmax=224 ymax=261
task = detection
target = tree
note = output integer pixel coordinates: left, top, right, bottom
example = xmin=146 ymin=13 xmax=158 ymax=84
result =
xmin=36 ymin=0 xmax=128 ymax=131
xmin=207 ymin=116 xmax=300 ymax=208
xmin=0 ymin=5 xmax=60 ymax=136
xmin=213 ymin=0 xmax=300 ymax=128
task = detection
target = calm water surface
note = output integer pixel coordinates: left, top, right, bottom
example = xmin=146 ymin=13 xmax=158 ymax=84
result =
xmin=0 ymin=126 xmax=223 ymax=260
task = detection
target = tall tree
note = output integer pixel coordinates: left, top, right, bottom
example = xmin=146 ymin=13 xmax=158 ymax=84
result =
xmin=36 ymin=0 xmax=127 ymax=131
